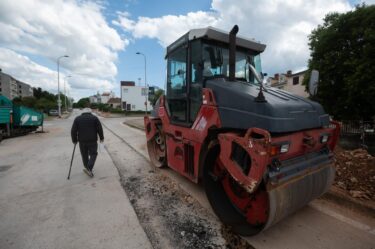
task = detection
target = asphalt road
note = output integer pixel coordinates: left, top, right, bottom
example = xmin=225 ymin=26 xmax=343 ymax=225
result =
xmin=101 ymin=116 xmax=375 ymax=249
xmin=0 ymin=110 xmax=374 ymax=249
xmin=0 ymin=110 xmax=152 ymax=249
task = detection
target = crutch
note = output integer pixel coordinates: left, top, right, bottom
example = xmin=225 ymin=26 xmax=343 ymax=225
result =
xmin=67 ymin=143 xmax=77 ymax=180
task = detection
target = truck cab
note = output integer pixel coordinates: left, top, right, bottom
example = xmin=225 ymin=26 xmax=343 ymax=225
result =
xmin=165 ymin=26 xmax=264 ymax=126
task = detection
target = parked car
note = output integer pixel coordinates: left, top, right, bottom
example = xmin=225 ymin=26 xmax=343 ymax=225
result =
xmin=49 ymin=109 xmax=59 ymax=116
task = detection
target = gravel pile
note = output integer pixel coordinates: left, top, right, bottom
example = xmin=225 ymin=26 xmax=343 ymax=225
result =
xmin=334 ymin=147 xmax=375 ymax=201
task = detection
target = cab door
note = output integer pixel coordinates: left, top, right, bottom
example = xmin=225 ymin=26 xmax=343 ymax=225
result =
xmin=165 ymin=41 xmax=203 ymax=179
xmin=165 ymin=45 xmax=189 ymax=173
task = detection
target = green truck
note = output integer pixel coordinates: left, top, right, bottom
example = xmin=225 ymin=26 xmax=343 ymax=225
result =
xmin=0 ymin=95 xmax=43 ymax=142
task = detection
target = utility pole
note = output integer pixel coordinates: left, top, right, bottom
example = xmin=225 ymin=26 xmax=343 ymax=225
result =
xmin=57 ymin=55 xmax=69 ymax=117
xmin=64 ymin=75 xmax=72 ymax=112
xmin=136 ymin=52 xmax=148 ymax=115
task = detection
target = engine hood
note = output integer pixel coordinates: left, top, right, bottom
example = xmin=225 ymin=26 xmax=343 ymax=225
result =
xmin=206 ymin=78 xmax=329 ymax=133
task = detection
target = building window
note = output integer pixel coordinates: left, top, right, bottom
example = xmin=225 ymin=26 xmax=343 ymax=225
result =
xmin=293 ymin=76 xmax=299 ymax=85
xmin=132 ymin=105 xmax=136 ymax=109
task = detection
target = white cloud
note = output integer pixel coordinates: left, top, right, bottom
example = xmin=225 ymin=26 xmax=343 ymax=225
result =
xmin=114 ymin=0 xmax=352 ymax=74
xmin=0 ymin=48 xmax=113 ymax=102
xmin=211 ymin=0 xmax=352 ymax=74
xmin=0 ymin=0 xmax=126 ymax=98
xmin=114 ymin=11 xmax=219 ymax=46
xmin=0 ymin=48 xmax=58 ymax=91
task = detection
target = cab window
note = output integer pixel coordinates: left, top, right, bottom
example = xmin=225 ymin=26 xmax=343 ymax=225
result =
xmin=167 ymin=47 xmax=187 ymax=122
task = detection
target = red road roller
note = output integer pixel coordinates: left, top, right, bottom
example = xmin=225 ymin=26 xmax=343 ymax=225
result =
xmin=144 ymin=25 xmax=340 ymax=235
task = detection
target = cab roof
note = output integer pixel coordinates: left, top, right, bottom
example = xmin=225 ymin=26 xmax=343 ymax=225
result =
xmin=166 ymin=26 xmax=266 ymax=57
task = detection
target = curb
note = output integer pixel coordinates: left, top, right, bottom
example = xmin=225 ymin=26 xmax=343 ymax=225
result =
xmin=123 ymin=120 xmax=375 ymax=218
xmin=123 ymin=121 xmax=145 ymax=131
xmin=322 ymin=186 xmax=375 ymax=218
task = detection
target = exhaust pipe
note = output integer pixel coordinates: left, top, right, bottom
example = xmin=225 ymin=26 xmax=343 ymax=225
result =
xmin=229 ymin=25 xmax=239 ymax=81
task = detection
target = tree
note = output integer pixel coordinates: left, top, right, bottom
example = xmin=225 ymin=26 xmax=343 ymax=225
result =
xmin=12 ymin=87 xmax=59 ymax=112
xmin=74 ymin=97 xmax=90 ymax=108
xmin=150 ymin=89 xmax=165 ymax=106
xmin=13 ymin=96 xmax=37 ymax=108
xmin=35 ymin=98 xmax=56 ymax=111
xmin=304 ymin=5 xmax=375 ymax=120
xmin=33 ymin=87 xmax=56 ymax=102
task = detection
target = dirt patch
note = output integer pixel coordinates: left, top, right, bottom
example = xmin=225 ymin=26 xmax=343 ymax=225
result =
xmin=0 ymin=165 xmax=12 ymax=172
xmin=94 ymin=111 xmax=111 ymax=118
xmin=117 ymin=167 xmax=254 ymax=249
xmin=334 ymin=146 xmax=375 ymax=201
xmin=103 ymin=122 xmax=255 ymax=248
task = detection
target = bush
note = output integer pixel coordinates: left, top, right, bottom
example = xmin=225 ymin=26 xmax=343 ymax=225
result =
xmin=102 ymin=105 xmax=110 ymax=112
xmin=110 ymin=108 xmax=125 ymax=114
xmin=125 ymin=110 xmax=150 ymax=115
xmin=90 ymin=103 xmax=98 ymax=109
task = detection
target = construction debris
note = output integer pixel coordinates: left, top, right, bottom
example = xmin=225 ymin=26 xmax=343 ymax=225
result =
xmin=334 ymin=147 xmax=375 ymax=201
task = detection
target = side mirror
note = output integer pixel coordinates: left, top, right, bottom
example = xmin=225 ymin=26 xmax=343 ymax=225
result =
xmin=309 ymin=70 xmax=319 ymax=96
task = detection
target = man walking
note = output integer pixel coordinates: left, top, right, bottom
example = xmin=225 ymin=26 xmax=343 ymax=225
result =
xmin=71 ymin=108 xmax=104 ymax=177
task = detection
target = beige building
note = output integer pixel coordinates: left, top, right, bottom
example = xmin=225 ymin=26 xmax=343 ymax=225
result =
xmin=107 ymin=97 xmax=121 ymax=109
xmin=267 ymin=70 xmax=308 ymax=98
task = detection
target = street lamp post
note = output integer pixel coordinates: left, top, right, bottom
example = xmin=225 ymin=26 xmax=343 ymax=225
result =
xmin=57 ymin=55 xmax=69 ymax=118
xmin=136 ymin=52 xmax=148 ymax=115
xmin=64 ymin=75 xmax=72 ymax=112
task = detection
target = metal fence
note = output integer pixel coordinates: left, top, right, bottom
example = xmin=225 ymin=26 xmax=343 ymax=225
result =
xmin=338 ymin=120 xmax=375 ymax=155
xmin=339 ymin=120 xmax=375 ymax=135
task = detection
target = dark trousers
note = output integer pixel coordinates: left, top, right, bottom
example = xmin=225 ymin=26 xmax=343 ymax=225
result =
xmin=79 ymin=142 xmax=98 ymax=171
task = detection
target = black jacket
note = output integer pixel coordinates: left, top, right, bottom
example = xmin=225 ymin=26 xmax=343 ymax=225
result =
xmin=71 ymin=113 xmax=104 ymax=143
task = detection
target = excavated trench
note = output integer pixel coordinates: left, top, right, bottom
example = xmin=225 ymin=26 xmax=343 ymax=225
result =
xmin=104 ymin=124 xmax=254 ymax=249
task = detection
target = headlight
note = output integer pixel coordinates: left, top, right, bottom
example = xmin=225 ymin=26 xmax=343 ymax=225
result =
xmin=320 ymin=134 xmax=329 ymax=143
xmin=280 ymin=143 xmax=290 ymax=153
xmin=270 ymin=142 xmax=290 ymax=156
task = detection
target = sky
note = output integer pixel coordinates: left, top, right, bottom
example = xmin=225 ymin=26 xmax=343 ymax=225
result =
xmin=0 ymin=0 xmax=373 ymax=102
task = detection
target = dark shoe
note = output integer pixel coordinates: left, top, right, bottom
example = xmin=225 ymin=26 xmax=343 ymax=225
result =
xmin=83 ymin=168 xmax=94 ymax=177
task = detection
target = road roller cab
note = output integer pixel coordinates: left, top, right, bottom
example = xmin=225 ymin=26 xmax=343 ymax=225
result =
xmin=144 ymin=25 xmax=340 ymax=235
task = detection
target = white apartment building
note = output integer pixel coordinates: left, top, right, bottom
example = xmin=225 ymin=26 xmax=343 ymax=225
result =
xmin=120 ymin=81 xmax=151 ymax=111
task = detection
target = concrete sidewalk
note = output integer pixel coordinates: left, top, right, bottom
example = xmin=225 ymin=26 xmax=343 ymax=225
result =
xmin=0 ymin=113 xmax=152 ymax=249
